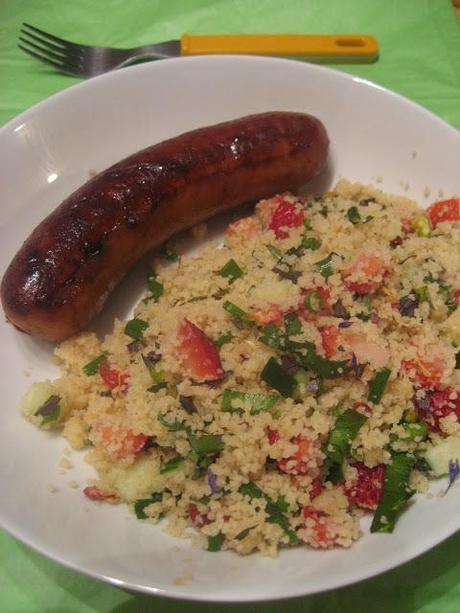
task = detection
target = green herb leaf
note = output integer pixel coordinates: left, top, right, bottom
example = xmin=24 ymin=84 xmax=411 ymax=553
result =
xmin=223 ymin=301 xmax=255 ymax=327
xmin=298 ymin=347 xmax=351 ymax=380
xmin=124 ymin=318 xmax=149 ymax=341
xmin=368 ymin=368 xmax=391 ymax=404
xmin=235 ymin=526 xmax=256 ymax=540
xmin=207 ymin=533 xmax=225 ymax=552
xmin=188 ymin=434 xmax=224 ymax=456
xmin=261 ymin=357 xmax=297 ymax=398
xmin=134 ymin=492 xmax=163 ymax=519
xmin=266 ymin=244 xmax=283 ymax=260
xmin=82 ymin=353 xmax=107 ymax=376
xmin=160 ymin=456 xmax=184 ymax=474
xmin=315 ymin=253 xmax=335 ymax=280
xmin=221 ymin=390 xmax=279 ymax=415
xmin=301 ymin=236 xmax=322 ymax=251
xmin=146 ymin=274 xmax=164 ymax=302
xmin=326 ymin=409 xmax=367 ymax=481
xmin=215 ymin=331 xmax=234 ymax=348
xmin=402 ymin=422 xmax=428 ymax=441
xmin=347 ymin=206 xmax=361 ymax=224
xmin=218 ymin=258 xmax=244 ymax=283
xmin=158 ymin=413 xmax=186 ymax=432
xmin=259 ymin=324 xmax=286 ymax=350
xmin=371 ymin=453 xmax=415 ymax=533
xmin=284 ymin=313 xmax=301 ymax=336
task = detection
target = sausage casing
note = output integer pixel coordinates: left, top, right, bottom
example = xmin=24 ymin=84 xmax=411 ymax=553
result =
xmin=1 ymin=111 xmax=329 ymax=340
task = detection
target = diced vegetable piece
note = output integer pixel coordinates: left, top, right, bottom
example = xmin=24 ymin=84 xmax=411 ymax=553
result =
xmin=368 ymin=368 xmax=391 ymax=404
xmin=223 ymin=301 xmax=255 ymax=327
xmin=299 ymin=346 xmax=351 ymax=380
xmin=221 ymin=390 xmax=279 ymax=415
xmin=83 ymin=353 xmax=107 ymax=376
xmin=218 ymin=258 xmax=244 ymax=283
xmin=124 ymin=318 xmax=149 ymax=341
xmin=107 ymin=455 xmax=164 ymax=502
xmin=134 ymin=492 xmax=163 ymax=519
xmin=179 ymin=395 xmax=197 ymax=414
xmin=141 ymin=351 xmax=161 ymax=370
xmin=304 ymin=291 xmax=324 ymax=312
xmin=207 ymin=533 xmax=225 ymax=552
xmin=36 ymin=395 xmax=61 ymax=424
xmin=177 ymin=319 xmax=223 ymax=382
xmin=413 ymin=286 xmax=429 ymax=303
xmin=325 ymin=409 xmax=367 ymax=481
xmin=427 ymin=198 xmax=460 ymax=228
xmin=266 ymin=244 xmax=283 ymax=260
xmin=160 ymin=456 xmax=184 ymax=474
xmin=83 ymin=486 xmax=118 ymax=502
xmin=411 ymin=214 xmax=431 ymax=237
xmin=370 ymin=453 xmax=415 ymax=533
xmin=402 ymin=422 xmax=428 ymax=441
xmin=259 ymin=323 xmax=286 ymax=350
xmin=261 ymin=358 xmax=297 ymax=398
xmin=284 ymin=312 xmax=301 ymax=336
xmin=315 ymin=253 xmax=335 ymax=280
xmin=423 ymin=436 xmax=460 ymax=476
xmin=215 ymin=332 xmax=234 ymax=348
xmin=345 ymin=462 xmax=385 ymax=510
xmin=21 ymin=381 xmax=59 ymax=421
xmin=147 ymin=274 xmax=164 ymax=302
xmin=99 ymin=360 xmax=129 ymax=392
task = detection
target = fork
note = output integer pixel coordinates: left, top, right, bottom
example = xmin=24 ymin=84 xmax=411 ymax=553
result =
xmin=18 ymin=23 xmax=379 ymax=79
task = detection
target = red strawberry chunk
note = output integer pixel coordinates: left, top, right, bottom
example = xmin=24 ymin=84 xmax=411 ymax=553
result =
xmin=321 ymin=325 xmax=340 ymax=358
xmin=269 ymin=199 xmax=305 ymax=239
xmin=278 ymin=435 xmax=320 ymax=477
xmin=344 ymin=462 xmax=385 ymax=511
xmin=428 ymin=198 xmax=460 ymax=228
xmin=177 ymin=319 xmax=223 ymax=382
xmin=302 ymin=506 xmax=338 ymax=548
xmin=416 ymin=389 xmax=460 ymax=434
xmin=99 ymin=360 xmax=129 ymax=393
xmin=343 ymin=254 xmax=387 ymax=295
xmin=188 ymin=503 xmax=212 ymax=528
xmin=309 ymin=478 xmax=323 ymax=500
xmin=402 ymin=358 xmax=445 ymax=389
xmin=267 ymin=429 xmax=280 ymax=445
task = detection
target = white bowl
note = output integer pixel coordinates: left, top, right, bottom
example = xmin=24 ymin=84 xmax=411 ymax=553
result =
xmin=0 ymin=56 xmax=459 ymax=602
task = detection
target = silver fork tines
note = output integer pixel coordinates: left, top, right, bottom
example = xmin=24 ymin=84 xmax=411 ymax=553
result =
xmin=18 ymin=23 xmax=180 ymax=78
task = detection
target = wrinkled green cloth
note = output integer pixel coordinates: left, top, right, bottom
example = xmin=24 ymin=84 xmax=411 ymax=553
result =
xmin=1 ymin=1 xmax=460 ymax=611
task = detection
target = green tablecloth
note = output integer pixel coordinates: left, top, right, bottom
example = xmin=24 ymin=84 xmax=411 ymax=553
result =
xmin=1 ymin=1 xmax=460 ymax=611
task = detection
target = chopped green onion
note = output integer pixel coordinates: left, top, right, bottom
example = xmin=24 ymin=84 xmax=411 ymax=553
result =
xmin=315 ymin=253 xmax=335 ymax=280
xmin=124 ymin=318 xmax=149 ymax=341
xmin=215 ymin=331 xmax=234 ymax=348
xmin=134 ymin=492 xmax=163 ymax=519
xmin=148 ymin=369 xmax=166 ymax=385
xmin=284 ymin=312 xmax=301 ymax=336
xmin=298 ymin=347 xmax=351 ymax=379
xmin=371 ymin=453 xmax=415 ymax=533
xmin=82 ymin=353 xmax=107 ymax=376
xmin=304 ymin=291 xmax=323 ymax=312
xmin=301 ymin=236 xmax=322 ymax=250
xmin=303 ymin=218 xmax=313 ymax=230
xmin=347 ymin=206 xmax=361 ymax=224
xmin=223 ymin=301 xmax=255 ymax=327
xmin=266 ymin=244 xmax=283 ymax=260
xmin=261 ymin=358 xmax=297 ymax=398
xmin=36 ymin=395 xmax=61 ymax=424
xmin=235 ymin=526 xmax=256 ymax=540
xmin=160 ymin=456 xmax=184 ymax=474
xmin=326 ymin=409 xmax=367 ymax=482
xmin=146 ymin=274 xmax=164 ymax=302
xmin=218 ymin=258 xmax=244 ymax=283
xmin=368 ymin=368 xmax=391 ymax=404
xmin=207 ymin=533 xmax=225 ymax=552
xmin=221 ymin=390 xmax=279 ymax=415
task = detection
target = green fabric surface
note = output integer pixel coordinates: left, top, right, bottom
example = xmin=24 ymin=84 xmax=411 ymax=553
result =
xmin=1 ymin=1 xmax=460 ymax=611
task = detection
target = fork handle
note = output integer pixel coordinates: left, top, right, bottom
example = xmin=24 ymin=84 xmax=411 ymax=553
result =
xmin=180 ymin=34 xmax=378 ymax=63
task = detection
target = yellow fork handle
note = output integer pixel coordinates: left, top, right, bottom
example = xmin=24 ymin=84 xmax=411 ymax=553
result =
xmin=180 ymin=34 xmax=379 ymax=63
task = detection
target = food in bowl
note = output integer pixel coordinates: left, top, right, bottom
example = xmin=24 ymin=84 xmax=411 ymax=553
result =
xmin=21 ymin=180 xmax=460 ymax=555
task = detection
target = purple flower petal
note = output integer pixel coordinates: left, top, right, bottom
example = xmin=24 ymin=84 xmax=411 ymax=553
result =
xmin=444 ymin=459 xmax=460 ymax=495
xmin=307 ymin=382 xmax=319 ymax=393
xmin=207 ymin=469 xmax=219 ymax=494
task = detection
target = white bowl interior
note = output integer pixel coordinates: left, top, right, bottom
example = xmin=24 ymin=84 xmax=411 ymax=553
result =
xmin=0 ymin=56 xmax=459 ymax=602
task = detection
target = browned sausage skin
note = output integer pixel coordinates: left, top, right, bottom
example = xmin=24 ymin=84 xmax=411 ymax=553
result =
xmin=1 ymin=112 xmax=329 ymax=340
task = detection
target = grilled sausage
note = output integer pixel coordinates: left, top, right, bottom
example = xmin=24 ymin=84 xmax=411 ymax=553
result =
xmin=1 ymin=111 xmax=329 ymax=340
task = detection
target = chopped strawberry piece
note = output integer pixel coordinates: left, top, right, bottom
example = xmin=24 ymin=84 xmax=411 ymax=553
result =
xmin=177 ymin=319 xmax=223 ymax=382
xmin=267 ymin=429 xmax=280 ymax=445
xmin=352 ymin=401 xmax=372 ymax=415
xmin=309 ymin=478 xmax=323 ymax=500
xmin=344 ymin=462 xmax=385 ymax=511
xmin=428 ymin=198 xmax=460 ymax=228
xmin=269 ymin=199 xmax=305 ymax=239
xmin=344 ymin=254 xmax=387 ymax=295
xmin=83 ymin=486 xmax=118 ymax=502
xmin=278 ymin=435 xmax=320 ymax=477
xmin=321 ymin=325 xmax=340 ymax=358
xmin=95 ymin=424 xmax=149 ymax=460
xmin=302 ymin=506 xmax=338 ymax=548
xmin=188 ymin=503 xmax=212 ymax=528
xmin=403 ymin=358 xmax=445 ymax=389
xmin=252 ymin=304 xmax=286 ymax=326
xmin=99 ymin=360 xmax=129 ymax=393
xmin=415 ymin=389 xmax=460 ymax=433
